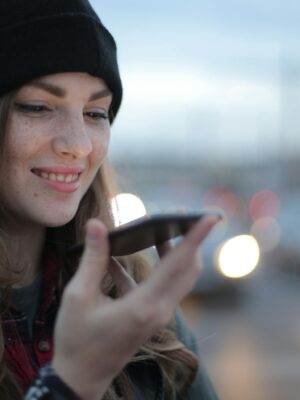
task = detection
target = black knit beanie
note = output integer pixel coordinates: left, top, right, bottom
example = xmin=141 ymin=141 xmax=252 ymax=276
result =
xmin=0 ymin=0 xmax=122 ymax=122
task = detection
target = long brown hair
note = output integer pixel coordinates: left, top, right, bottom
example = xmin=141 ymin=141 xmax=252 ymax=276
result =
xmin=0 ymin=92 xmax=198 ymax=399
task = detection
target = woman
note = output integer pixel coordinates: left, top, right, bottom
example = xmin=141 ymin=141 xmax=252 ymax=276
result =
xmin=0 ymin=1 xmax=220 ymax=399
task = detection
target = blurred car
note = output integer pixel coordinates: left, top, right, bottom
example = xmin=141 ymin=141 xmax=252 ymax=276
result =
xmin=192 ymin=218 xmax=260 ymax=299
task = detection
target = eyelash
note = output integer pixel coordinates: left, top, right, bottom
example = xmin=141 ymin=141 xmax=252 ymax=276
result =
xmin=84 ymin=111 xmax=109 ymax=120
xmin=14 ymin=103 xmax=49 ymax=113
xmin=14 ymin=103 xmax=109 ymax=120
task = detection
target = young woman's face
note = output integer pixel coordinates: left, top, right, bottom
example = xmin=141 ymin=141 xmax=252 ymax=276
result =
xmin=1 ymin=72 xmax=112 ymax=227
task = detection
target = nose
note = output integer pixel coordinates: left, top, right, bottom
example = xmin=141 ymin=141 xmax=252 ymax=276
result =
xmin=52 ymin=111 xmax=93 ymax=159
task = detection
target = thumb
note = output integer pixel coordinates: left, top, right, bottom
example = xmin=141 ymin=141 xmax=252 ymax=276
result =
xmin=71 ymin=218 xmax=109 ymax=297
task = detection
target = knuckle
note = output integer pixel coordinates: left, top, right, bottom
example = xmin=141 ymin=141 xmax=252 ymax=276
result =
xmin=62 ymin=285 xmax=86 ymax=308
xmin=192 ymin=259 xmax=202 ymax=277
xmin=82 ymin=252 xmax=103 ymax=265
xmin=130 ymin=303 xmax=157 ymax=327
xmin=129 ymin=302 xmax=171 ymax=331
xmin=155 ymin=307 xmax=172 ymax=328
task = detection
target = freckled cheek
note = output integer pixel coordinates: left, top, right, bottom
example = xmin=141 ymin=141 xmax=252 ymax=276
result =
xmin=91 ymin=134 xmax=110 ymax=166
xmin=6 ymin=123 xmax=43 ymax=161
xmin=6 ymin=142 xmax=36 ymax=161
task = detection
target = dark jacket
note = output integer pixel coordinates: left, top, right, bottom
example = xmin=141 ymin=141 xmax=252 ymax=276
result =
xmin=126 ymin=312 xmax=219 ymax=400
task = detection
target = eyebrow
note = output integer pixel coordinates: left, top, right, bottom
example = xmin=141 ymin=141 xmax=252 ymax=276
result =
xmin=28 ymin=81 xmax=112 ymax=101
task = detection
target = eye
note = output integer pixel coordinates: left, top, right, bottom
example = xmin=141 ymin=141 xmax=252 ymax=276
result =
xmin=14 ymin=103 xmax=50 ymax=113
xmin=84 ymin=111 xmax=109 ymax=121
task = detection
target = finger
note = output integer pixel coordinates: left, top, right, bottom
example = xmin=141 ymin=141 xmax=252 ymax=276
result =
xmin=108 ymin=257 xmax=137 ymax=297
xmin=137 ymin=216 xmax=219 ymax=304
xmin=184 ymin=215 xmax=220 ymax=248
xmin=70 ymin=219 xmax=109 ymax=297
xmin=156 ymin=241 xmax=172 ymax=259
xmin=112 ymin=218 xmax=219 ymax=342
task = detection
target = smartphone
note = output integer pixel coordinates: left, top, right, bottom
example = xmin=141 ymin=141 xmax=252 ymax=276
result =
xmin=67 ymin=210 xmax=223 ymax=257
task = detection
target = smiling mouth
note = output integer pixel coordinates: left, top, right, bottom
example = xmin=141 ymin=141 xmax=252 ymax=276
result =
xmin=32 ymin=170 xmax=80 ymax=183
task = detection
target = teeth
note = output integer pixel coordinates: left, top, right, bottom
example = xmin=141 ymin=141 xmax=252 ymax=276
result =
xmin=34 ymin=170 xmax=79 ymax=183
xmin=56 ymin=174 xmax=65 ymax=182
xmin=65 ymin=175 xmax=73 ymax=183
xmin=49 ymin=173 xmax=56 ymax=181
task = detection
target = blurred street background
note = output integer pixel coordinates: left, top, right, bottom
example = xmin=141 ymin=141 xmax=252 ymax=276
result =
xmin=92 ymin=1 xmax=300 ymax=398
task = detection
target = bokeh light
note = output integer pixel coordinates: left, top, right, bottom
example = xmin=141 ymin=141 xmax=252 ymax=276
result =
xmin=249 ymin=190 xmax=280 ymax=221
xmin=217 ymin=235 xmax=260 ymax=279
xmin=203 ymin=186 xmax=243 ymax=219
xmin=250 ymin=217 xmax=281 ymax=253
xmin=111 ymin=193 xmax=147 ymax=226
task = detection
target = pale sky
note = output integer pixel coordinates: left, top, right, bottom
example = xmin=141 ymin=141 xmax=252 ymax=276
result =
xmin=91 ymin=1 xmax=300 ymax=164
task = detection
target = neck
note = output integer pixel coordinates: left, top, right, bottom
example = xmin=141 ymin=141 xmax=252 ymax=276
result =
xmin=2 ymin=220 xmax=46 ymax=288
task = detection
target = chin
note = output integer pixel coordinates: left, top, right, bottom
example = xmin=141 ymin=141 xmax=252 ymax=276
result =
xmin=38 ymin=210 xmax=78 ymax=228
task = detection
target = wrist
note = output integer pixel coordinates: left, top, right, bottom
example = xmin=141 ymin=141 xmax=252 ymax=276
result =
xmin=25 ymin=363 xmax=82 ymax=400
xmin=52 ymin=358 xmax=109 ymax=400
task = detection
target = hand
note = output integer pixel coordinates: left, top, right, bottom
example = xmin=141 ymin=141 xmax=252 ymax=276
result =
xmin=52 ymin=216 xmax=219 ymax=400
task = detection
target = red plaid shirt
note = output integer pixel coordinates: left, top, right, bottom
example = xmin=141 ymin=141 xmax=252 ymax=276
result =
xmin=2 ymin=250 xmax=63 ymax=392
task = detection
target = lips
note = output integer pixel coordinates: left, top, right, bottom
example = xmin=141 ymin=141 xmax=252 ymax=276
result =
xmin=31 ymin=167 xmax=84 ymax=193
